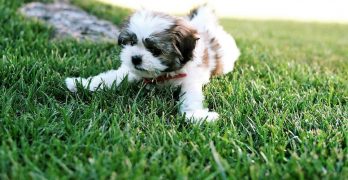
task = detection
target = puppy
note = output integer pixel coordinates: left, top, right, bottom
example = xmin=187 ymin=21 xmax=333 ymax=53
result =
xmin=65 ymin=6 xmax=240 ymax=123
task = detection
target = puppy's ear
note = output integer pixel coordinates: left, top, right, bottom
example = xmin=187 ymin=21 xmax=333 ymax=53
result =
xmin=172 ymin=19 xmax=199 ymax=64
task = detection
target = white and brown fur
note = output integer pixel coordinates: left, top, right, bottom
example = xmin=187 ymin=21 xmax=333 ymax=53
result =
xmin=65 ymin=6 xmax=240 ymax=123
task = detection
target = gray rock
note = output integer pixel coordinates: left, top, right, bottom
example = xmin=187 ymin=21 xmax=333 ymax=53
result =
xmin=19 ymin=2 xmax=119 ymax=43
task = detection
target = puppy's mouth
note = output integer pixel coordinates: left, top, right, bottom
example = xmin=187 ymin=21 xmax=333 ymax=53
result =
xmin=133 ymin=65 xmax=164 ymax=78
xmin=134 ymin=65 xmax=147 ymax=72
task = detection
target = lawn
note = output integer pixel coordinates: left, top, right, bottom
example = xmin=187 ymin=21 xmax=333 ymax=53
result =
xmin=1 ymin=0 xmax=347 ymax=179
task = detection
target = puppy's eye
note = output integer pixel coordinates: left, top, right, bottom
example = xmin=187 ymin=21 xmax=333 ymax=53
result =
xmin=130 ymin=40 xmax=136 ymax=46
xmin=150 ymin=47 xmax=162 ymax=57
xmin=119 ymin=39 xmax=136 ymax=47
xmin=129 ymin=34 xmax=137 ymax=46
xmin=118 ymin=39 xmax=127 ymax=46
xmin=118 ymin=31 xmax=137 ymax=46
xmin=144 ymin=38 xmax=162 ymax=56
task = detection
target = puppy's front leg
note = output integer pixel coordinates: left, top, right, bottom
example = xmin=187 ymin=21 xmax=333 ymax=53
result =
xmin=65 ymin=65 xmax=138 ymax=92
xmin=179 ymin=82 xmax=219 ymax=123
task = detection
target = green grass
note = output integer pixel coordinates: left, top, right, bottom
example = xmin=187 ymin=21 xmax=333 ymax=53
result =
xmin=71 ymin=0 xmax=131 ymax=25
xmin=1 ymin=0 xmax=348 ymax=179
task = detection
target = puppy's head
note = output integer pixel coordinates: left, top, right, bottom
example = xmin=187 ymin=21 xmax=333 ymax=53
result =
xmin=118 ymin=10 xmax=199 ymax=77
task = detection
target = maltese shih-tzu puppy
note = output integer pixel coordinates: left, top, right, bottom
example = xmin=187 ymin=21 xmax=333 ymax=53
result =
xmin=65 ymin=6 xmax=240 ymax=123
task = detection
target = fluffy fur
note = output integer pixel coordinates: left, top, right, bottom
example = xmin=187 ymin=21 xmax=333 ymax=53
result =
xmin=65 ymin=6 xmax=240 ymax=123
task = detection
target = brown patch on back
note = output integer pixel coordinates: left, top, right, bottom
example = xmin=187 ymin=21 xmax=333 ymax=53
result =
xmin=210 ymin=37 xmax=224 ymax=76
xmin=212 ymin=54 xmax=223 ymax=76
xmin=202 ymin=48 xmax=209 ymax=67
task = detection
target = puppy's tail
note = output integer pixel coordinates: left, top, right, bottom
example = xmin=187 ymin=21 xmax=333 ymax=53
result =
xmin=187 ymin=5 xmax=218 ymax=26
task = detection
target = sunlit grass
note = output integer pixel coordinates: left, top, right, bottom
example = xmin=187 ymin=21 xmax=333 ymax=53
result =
xmin=1 ymin=0 xmax=347 ymax=179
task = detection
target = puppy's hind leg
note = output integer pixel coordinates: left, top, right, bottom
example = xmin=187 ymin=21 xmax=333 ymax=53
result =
xmin=65 ymin=65 xmax=139 ymax=92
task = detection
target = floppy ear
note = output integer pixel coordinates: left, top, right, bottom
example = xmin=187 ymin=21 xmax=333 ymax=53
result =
xmin=172 ymin=20 xmax=199 ymax=64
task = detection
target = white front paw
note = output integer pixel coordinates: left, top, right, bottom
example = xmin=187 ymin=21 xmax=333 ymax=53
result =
xmin=183 ymin=109 xmax=219 ymax=123
xmin=65 ymin=77 xmax=78 ymax=92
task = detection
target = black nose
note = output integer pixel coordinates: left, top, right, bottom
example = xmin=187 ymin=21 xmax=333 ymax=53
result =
xmin=131 ymin=55 xmax=142 ymax=65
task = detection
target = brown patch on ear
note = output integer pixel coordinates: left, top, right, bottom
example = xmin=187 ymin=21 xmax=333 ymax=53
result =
xmin=172 ymin=19 xmax=199 ymax=64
